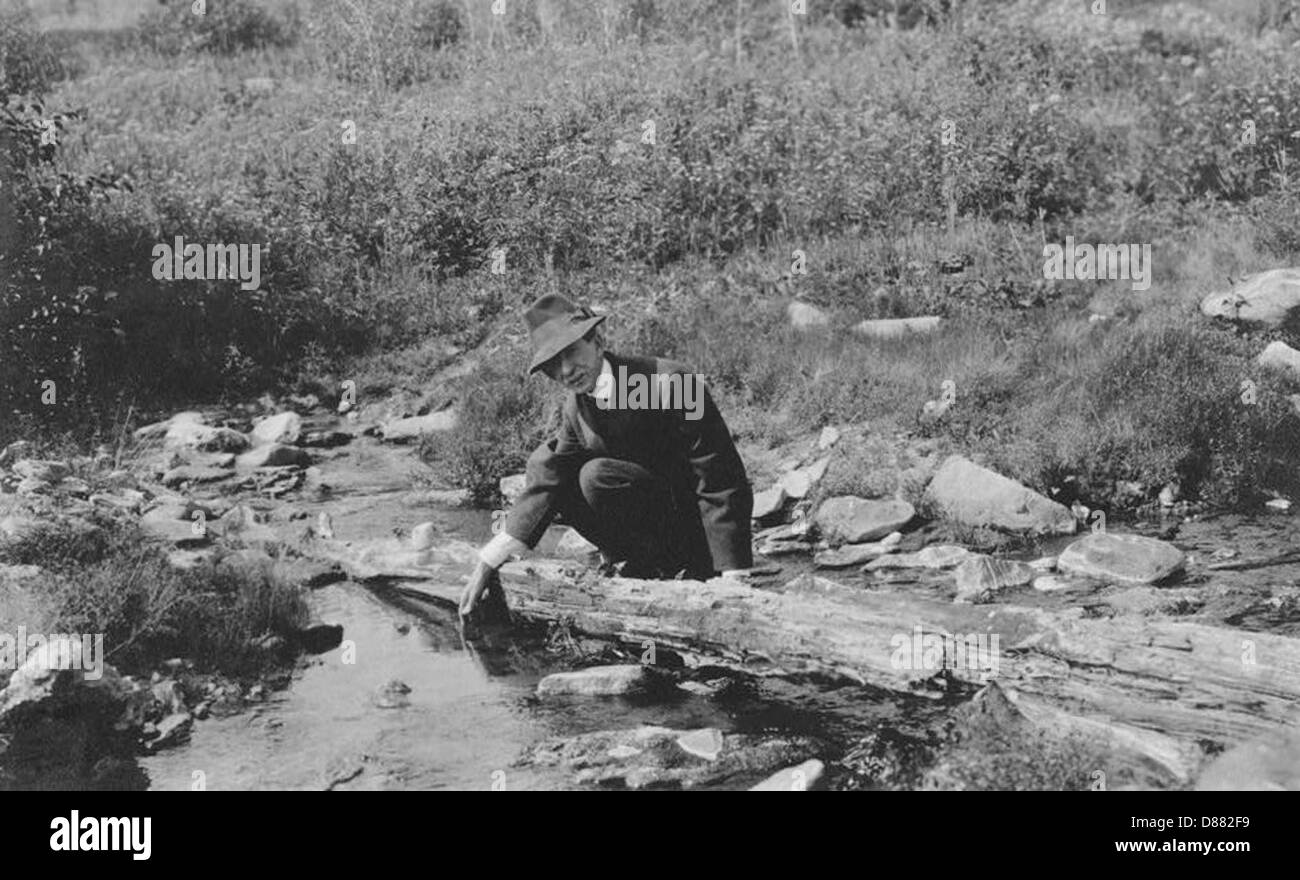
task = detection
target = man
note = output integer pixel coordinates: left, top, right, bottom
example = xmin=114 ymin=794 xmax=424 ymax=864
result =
xmin=459 ymin=293 xmax=754 ymax=618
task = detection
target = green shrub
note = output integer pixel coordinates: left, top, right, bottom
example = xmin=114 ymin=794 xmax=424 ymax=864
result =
xmin=137 ymin=0 xmax=300 ymax=56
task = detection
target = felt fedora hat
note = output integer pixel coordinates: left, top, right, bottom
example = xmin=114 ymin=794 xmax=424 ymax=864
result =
xmin=524 ymin=293 xmax=607 ymax=375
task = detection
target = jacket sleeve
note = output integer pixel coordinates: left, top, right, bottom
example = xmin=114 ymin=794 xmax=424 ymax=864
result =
xmin=503 ymin=401 xmax=589 ymax=549
xmin=672 ymin=375 xmax=753 ymax=572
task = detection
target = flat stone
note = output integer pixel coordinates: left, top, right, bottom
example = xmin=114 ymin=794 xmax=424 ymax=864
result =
xmin=923 ymin=455 xmax=1075 ymax=535
xmin=1200 ymin=268 xmax=1300 ymax=327
xmin=410 ymin=522 xmax=437 ymax=550
xmin=1057 ymin=533 xmax=1185 ymax=585
xmin=676 ymin=728 xmax=725 ymax=761
xmin=780 ymin=457 xmax=830 ymax=500
xmin=301 ymin=430 xmax=352 ymax=448
xmin=251 ymin=411 xmax=303 ymax=446
xmin=953 ymin=555 xmax=1036 ymax=603
xmin=814 ymin=496 xmax=915 ymax=544
xmin=381 ymin=410 xmax=458 ymax=442
xmin=164 ymin=418 xmax=249 ymax=453
xmin=1031 ymin=574 xmax=1101 ymax=593
xmin=141 ymin=505 xmax=209 ymax=546
xmin=145 ymin=712 xmax=193 ymax=752
xmin=537 ymin=664 xmax=657 ymax=697
xmin=11 ymin=459 xmax=70 ymax=482
xmin=749 ymin=758 xmax=825 ymax=791
xmin=1196 ymin=728 xmax=1300 ymax=791
xmin=162 ymin=465 xmax=232 ymax=487
xmin=818 ymin=426 xmax=841 ymax=450
xmin=914 ymin=544 xmax=973 ymax=569
xmin=1028 ymin=555 xmax=1058 ymax=572
xmin=236 ymin=444 xmax=311 ymax=469
xmin=815 ymin=542 xmax=893 ymax=568
xmin=852 ymin=316 xmax=941 ymax=338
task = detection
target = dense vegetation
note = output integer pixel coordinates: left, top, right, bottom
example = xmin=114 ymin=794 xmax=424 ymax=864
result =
xmin=3 ymin=0 xmax=1300 ymax=511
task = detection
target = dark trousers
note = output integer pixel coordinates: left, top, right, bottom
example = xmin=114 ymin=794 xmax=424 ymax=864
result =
xmin=555 ymin=458 xmax=704 ymax=579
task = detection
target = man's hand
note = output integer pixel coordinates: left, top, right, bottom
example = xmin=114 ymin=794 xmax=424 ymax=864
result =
xmin=460 ymin=560 xmax=501 ymax=618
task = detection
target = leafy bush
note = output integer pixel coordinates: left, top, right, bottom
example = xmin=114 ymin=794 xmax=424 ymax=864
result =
xmin=137 ymin=0 xmax=300 ymax=56
xmin=0 ymin=10 xmax=66 ymax=96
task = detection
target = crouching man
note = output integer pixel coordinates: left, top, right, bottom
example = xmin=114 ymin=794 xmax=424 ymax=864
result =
xmin=459 ymin=293 xmax=754 ymax=618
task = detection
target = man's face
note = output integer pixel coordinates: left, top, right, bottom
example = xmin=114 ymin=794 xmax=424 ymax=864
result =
xmin=540 ymin=332 xmax=603 ymax=394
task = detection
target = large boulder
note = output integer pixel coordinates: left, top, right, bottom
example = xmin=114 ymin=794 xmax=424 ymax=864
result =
xmin=1196 ymin=728 xmax=1300 ymax=791
xmin=952 ymin=555 xmax=1036 ymax=603
xmin=923 ymin=455 xmax=1075 ymax=536
xmin=1057 ymin=533 xmax=1185 ymax=585
xmin=251 ymin=412 xmax=303 ymax=446
xmin=161 ymin=414 xmax=250 ymax=453
xmin=1256 ymin=340 xmax=1300 ymax=380
xmin=814 ymin=496 xmax=915 ymax=544
xmin=1200 ymin=268 xmax=1300 ymax=327
xmin=11 ymin=459 xmax=70 ymax=483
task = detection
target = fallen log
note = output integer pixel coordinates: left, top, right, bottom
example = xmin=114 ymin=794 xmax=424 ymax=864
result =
xmin=308 ymin=537 xmax=1300 ymax=782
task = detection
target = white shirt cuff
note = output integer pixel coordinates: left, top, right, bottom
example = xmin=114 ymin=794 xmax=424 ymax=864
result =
xmin=479 ymin=532 xmax=528 ymax=569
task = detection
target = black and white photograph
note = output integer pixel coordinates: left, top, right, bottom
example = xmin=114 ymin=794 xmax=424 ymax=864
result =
xmin=0 ymin=0 xmax=1297 ymax=818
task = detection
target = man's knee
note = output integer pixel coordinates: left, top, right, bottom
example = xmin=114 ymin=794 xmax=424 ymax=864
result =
xmin=577 ymin=458 xmax=621 ymax=503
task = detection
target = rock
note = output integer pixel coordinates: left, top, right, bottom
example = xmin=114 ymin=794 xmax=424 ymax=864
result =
xmin=55 ymin=477 xmax=91 ymax=497
xmin=163 ymin=417 xmax=249 ymax=453
xmin=1057 ymin=533 xmax=1186 ymax=585
xmin=0 ymin=440 xmax=34 ymax=467
xmin=236 ymin=444 xmax=311 ymax=469
xmin=912 ymin=544 xmax=973 ymax=569
xmin=316 ymin=512 xmax=335 ymax=539
xmin=852 ymin=316 xmax=942 ymax=338
xmin=372 ymin=679 xmax=412 ymax=710
xmin=291 ymin=624 xmax=344 ymax=654
xmin=1158 ymin=482 xmax=1180 ymax=508
xmin=404 ymin=522 xmax=435 ymax=550
xmin=15 ymin=477 xmax=52 ymax=496
xmin=403 ymin=487 xmax=472 ymax=507
xmin=536 ymin=664 xmax=662 ymax=697
xmin=381 ymin=410 xmax=458 ymax=442
xmin=151 ymin=679 xmax=187 ymax=716
xmin=0 ymin=562 xmax=44 ymax=585
xmin=1028 ymin=555 xmax=1058 ymax=572
xmin=749 ymin=758 xmax=825 ymax=791
xmin=952 ymin=555 xmax=1036 ymax=603
xmin=751 ymin=486 xmax=787 ymax=520
xmin=1266 ymin=498 xmax=1292 ymax=512
xmin=140 ymin=505 xmax=209 ymax=546
xmin=167 ymin=548 xmax=216 ymax=571
xmin=787 ymin=301 xmax=830 ymax=329
xmin=555 ymin=528 xmax=599 ymax=561
xmin=11 ymin=459 xmax=70 ymax=482
xmin=815 ymin=542 xmax=894 ymax=568
xmin=1032 ymin=574 xmax=1100 ymax=593
xmin=676 ymin=728 xmax=725 ymax=761
xmin=814 ymin=496 xmax=915 ymax=544
xmin=818 ymin=426 xmax=841 ymax=450
xmin=1200 ymin=268 xmax=1300 ymax=327
xmin=301 ymin=430 xmax=352 ymax=448
xmin=780 ymin=457 xmax=830 ymax=500
xmin=251 ymin=412 xmax=302 ymax=446
xmin=1196 ymin=728 xmax=1300 ymax=791
xmin=923 ymin=455 xmax=1076 ymax=535
xmin=0 ymin=637 xmax=129 ymax=731
xmin=1256 ymin=340 xmax=1300 ymax=379
xmin=145 ymin=712 xmax=193 ymax=752
xmin=161 ymin=465 xmax=232 ymax=487
xmin=522 ymin=725 xmax=822 ymax=790
xmin=500 ymin=473 xmax=527 ymax=506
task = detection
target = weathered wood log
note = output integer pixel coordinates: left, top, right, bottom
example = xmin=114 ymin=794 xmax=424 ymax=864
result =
xmin=308 ymin=538 xmax=1300 ymax=781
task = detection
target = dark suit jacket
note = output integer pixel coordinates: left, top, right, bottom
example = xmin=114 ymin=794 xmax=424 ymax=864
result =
xmin=503 ymin=351 xmax=754 ymax=574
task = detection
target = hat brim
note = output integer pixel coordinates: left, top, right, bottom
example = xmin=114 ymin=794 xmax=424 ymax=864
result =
xmin=527 ymin=314 xmax=607 ymax=374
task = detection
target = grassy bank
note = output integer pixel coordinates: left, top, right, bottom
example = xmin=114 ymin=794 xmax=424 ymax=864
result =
xmin=3 ymin=0 xmax=1300 ymax=513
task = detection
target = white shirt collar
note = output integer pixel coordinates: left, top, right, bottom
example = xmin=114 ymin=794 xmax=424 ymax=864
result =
xmin=590 ymin=357 xmax=615 ymax=402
